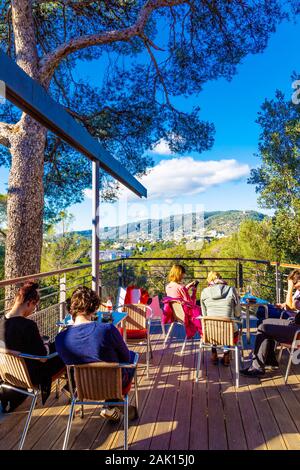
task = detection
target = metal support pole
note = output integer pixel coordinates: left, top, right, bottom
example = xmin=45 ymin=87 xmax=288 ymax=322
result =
xmin=236 ymin=261 xmax=243 ymax=292
xmin=275 ymin=262 xmax=282 ymax=304
xmin=121 ymin=259 xmax=125 ymax=287
xmin=92 ymin=161 xmax=100 ymax=296
xmin=59 ymin=274 xmax=66 ymax=321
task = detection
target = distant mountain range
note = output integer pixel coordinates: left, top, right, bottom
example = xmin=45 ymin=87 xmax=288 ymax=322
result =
xmin=74 ymin=210 xmax=267 ymax=242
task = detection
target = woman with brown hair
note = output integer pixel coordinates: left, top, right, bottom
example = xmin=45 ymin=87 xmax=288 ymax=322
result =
xmin=55 ymin=286 xmax=136 ymax=422
xmin=0 ymin=281 xmax=64 ymax=410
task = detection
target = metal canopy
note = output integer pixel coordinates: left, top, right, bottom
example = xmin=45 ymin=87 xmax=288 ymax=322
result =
xmin=0 ymin=50 xmax=147 ymax=198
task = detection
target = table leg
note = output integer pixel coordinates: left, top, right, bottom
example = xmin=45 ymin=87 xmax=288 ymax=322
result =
xmin=246 ymin=305 xmax=251 ymax=345
xmin=122 ymin=319 xmax=127 ymax=343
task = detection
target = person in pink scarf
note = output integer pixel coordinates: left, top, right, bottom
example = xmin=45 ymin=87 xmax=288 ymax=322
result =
xmin=163 ymin=264 xmax=202 ymax=338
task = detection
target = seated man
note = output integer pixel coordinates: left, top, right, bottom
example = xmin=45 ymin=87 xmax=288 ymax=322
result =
xmin=55 ymin=286 xmax=136 ymax=421
xmin=201 ymin=271 xmax=241 ymax=366
xmin=241 ymin=269 xmax=300 ymax=377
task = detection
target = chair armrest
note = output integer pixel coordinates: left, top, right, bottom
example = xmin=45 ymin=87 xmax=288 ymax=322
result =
xmin=19 ymin=352 xmax=58 ymax=361
xmin=120 ymin=352 xmax=139 ymax=369
xmin=146 ymin=306 xmax=153 ymax=319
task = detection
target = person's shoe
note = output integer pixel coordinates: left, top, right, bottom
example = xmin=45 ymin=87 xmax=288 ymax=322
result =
xmin=211 ymin=351 xmax=218 ymax=365
xmin=100 ymin=407 xmax=121 ymax=422
xmin=115 ymin=405 xmax=139 ymax=421
xmin=265 ymin=359 xmax=279 ymax=370
xmin=240 ymin=367 xmax=265 ymax=377
xmin=221 ymin=352 xmax=231 ymax=367
xmin=128 ymin=405 xmax=139 ymax=421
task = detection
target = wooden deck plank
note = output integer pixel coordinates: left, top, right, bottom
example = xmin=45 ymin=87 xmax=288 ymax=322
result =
xmin=233 ymin=357 xmax=267 ymax=450
xmin=218 ymin=357 xmax=247 ymax=450
xmin=247 ymin=374 xmax=287 ymax=450
xmin=147 ymin=332 xmax=185 ymax=450
xmin=169 ymin=340 xmax=195 ymax=450
xmin=125 ymin=335 xmax=176 ymax=450
xmin=131 ymin=338 xmax=183 ymax=450
xmin=206 ymin=350 xmax=228 ymax=450
xmin=260 ymin=358 xmax=300 ymax=450
xmin=0 ymin=390 xmax=63 ymax=450
xmin=189 ymin=341 xmax=209 ymax=450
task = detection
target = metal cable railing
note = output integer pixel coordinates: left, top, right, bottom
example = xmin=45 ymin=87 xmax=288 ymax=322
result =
xmin=1 ymin=257 xmax=300 ymax=338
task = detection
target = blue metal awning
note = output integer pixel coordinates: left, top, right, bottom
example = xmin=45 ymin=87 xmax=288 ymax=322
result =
xmin=0 ymin=50 xmax=147 ymax=198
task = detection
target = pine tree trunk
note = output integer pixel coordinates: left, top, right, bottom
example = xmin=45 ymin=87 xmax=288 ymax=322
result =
xmin=4 ymin=116 xmax=46 ymax=304
xmin=4 ymin=0 xmax=46 ymax=306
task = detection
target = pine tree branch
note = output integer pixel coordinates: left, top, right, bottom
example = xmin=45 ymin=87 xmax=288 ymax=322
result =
xmin=39 ymin=0 xmax=187 ymax=84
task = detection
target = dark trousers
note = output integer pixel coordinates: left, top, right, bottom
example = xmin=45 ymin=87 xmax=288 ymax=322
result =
xmin=252 ymin=318 xmax=299 ymax=370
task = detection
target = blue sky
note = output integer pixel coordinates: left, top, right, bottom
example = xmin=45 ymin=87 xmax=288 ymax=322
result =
xmin=1 ymin=18 xmax=299 ymax=231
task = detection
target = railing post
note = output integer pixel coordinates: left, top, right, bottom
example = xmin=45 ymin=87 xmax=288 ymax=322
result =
xmin=275 ymin=262 xmax=282 ymax=304
xmin=92 ymin=161 xmax=100 ymax=296
xmin=59 ymin=274 xmax=66 ymax=321
xmin=117 ymin=263 xmax=123 ymax=287
xmin=121 ymin=259 xmax=125 ymax=287
xmin=236 ymin=261 xmax=243 ymax=291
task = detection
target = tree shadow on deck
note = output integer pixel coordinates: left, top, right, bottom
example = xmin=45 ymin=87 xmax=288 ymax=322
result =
xmin=2 ymin=328 xmax=300 ymax=450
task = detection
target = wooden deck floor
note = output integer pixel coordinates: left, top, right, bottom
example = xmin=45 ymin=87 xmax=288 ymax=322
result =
xmin=1 ymin=324 xmax=300 ymax=450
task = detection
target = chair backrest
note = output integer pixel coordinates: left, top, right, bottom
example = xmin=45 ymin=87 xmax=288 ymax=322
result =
xmin=116 ymin=286 xmax=127 ymax=312
xmin=29 ymin=303 xmax=61 ymax=342
xmin=99 ymin=303 xmax=110 ymax=312
xmin=73 ymin=362 xmax=123 ymax=401
xmin=170 ymin=301 xmax=185 ymax=324
xmin=150 ymin=296 xmax=163 ymax=320
xmin=0 ymin=349 xmax=34 ymax=389
xmin=201 ymin=317 xmax=235 ymax=346
xmin=122 ymin=304 xmax=148 ymax=330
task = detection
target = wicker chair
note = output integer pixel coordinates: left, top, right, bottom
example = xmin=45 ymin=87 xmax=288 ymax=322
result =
xmin=277 ymin=328 xmax=300 ymax=384
xmin=196 ymin=317 xmax=243 ymax=388
xmin=121 ymin=304 xmax=153 ymax=377
xmin=62 ymin=352 xmax=139 ymax=450
xmin=164 ymin=301 xmax=189 ymax=354
xmin=0 ymin=348 xmax=65 ymax=450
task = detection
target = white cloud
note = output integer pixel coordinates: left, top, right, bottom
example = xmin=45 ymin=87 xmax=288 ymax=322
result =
xmin=84 ymin=157 xmax=250 ymax=203
xmin=127 ymin=157 xmax=250 ymax=201
xmin=151 ymin=139 xmax=173 ymax=155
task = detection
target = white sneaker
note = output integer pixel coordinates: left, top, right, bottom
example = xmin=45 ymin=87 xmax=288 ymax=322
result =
xmin=100 ymin=407 xmax=121 ymax=422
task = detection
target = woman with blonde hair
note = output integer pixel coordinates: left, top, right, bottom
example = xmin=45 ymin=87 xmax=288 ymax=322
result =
xmin=163 ymin=264 xmax=201 ymax=338
xmin=166 ymin=264 xmax=198 ymax=303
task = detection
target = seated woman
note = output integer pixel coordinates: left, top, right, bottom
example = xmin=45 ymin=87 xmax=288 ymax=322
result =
xmin=241 ymin=269 xmax=300 ymax=377
xmin=201 ymin=271 xmax=241 ymax=366
xmin=164 ymin=264 xmax=201 ymax=338
xmin=166 ymin=264 xmax=198 ymax=303
xmin=55 ymin=286 xmax=136 ymax=422
xmin=0 ymin=282 xmax=65 ymax=409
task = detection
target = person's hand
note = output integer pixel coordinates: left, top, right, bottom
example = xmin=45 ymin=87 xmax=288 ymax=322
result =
xmin=185 ymin=281 xmax=194 ymax=289
xmin=276 ymin=302 xmax=286 ymax=309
